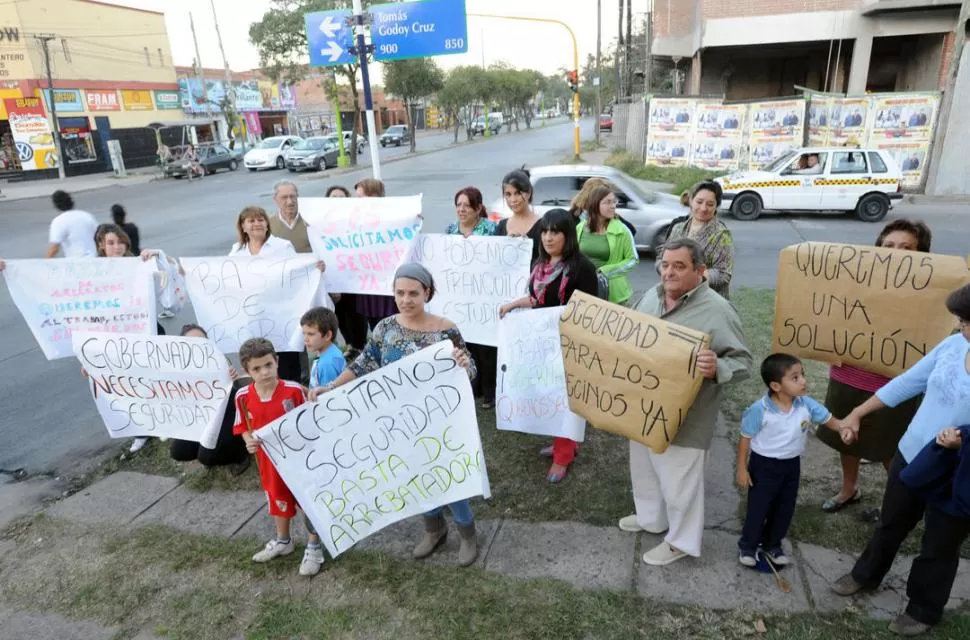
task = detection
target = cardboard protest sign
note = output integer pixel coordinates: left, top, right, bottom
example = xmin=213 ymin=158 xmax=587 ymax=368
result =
xmin=411 ymin=234 xmax=532 ymax=346
xmin=2 ymin=257 xmax=157 ymax=360
xmin=299 ymin=195 xmax=423 ymax=295
xmin=253 ymin=340 xmax=490 ymax=557
xmin=559 ymin=292 xmax=710 ymax=454
xmin=73 ymin=331 xmax=232 ymax=448
xmin=180 ymin=255 xmax=321 ymax=354
xmin=772 ymin=242 xmax=969 ymax=377
xmin=496 ymin=307 xmax=584 ymax=441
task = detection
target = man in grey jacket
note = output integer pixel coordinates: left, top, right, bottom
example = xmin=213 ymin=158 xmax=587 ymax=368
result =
xmin=618 ymin=237 xmax=753 ymax=566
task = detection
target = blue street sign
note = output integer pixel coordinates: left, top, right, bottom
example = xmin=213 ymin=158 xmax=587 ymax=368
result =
xmin=305 ymin=10 xmax=355 ymax=67
xmin=370 ymin=0 xmax=468 ymax=62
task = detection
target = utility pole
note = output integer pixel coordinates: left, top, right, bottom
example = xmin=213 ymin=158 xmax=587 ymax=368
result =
xmin=351 ymin=0 xmax=382 ymax=179
xmin=481 ymin=27 xmax=491 ymax=138
xmin=645 ymin=10 xmax=653 ymax=94
xmin=210 ymin=0 xmax=236 ymax=145
xmin=34 ymin=35 xmax=66 ymax=180
xmin=595 ymin=0 xmax=602 ymax=145
xmin=189 ymin=13 xmax=212 ymax=133
xmin=924 ymin=2 xmax=970 ymax=194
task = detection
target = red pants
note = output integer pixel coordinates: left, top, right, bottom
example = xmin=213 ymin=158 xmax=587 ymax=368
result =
xmin=553 ymin=437 xmax=578 ymax=466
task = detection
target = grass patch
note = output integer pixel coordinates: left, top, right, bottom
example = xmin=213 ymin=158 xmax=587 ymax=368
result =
xmin=3 ymin=518 xmax=970 ymax=640
xmin=606 ymin=150 xmax=727 ymax=196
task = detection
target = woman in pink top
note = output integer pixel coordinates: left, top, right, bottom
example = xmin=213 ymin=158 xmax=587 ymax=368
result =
xmin=818 ymin=219 xmax=933 ymax=515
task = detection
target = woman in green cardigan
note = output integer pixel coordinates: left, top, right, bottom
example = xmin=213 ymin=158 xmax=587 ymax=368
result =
xmin=576 ymin=186 xmax=638 ymax=305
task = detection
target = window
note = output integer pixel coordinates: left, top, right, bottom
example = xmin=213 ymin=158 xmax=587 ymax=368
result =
xmin=868 ymin=152 xmax=889 ymax=174
xmin=831 ymin=151 xmax=868 ymax=174
xmin=532 ymin=176 xmax=580 ymax=207
xmin=61 ymin=38 xmax=71 ymax=62
xmin=214 ymin=145 xmax=229 ymax=155
xmin=144 ymin=47 xmax=151 ymax=66
xmin=157 ymin=48 xmax=164 ymax=66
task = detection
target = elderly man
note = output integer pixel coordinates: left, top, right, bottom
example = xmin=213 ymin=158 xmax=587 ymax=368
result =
xmin=620 ymin=237 xmax=753 ymax=566
xmin=269 ymin=180 xmax=312 ymax=252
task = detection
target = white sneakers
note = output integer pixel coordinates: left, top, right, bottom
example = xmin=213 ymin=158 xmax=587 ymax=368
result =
xmin=252 ymin=538 xmax=294 ymax=563
xmin=299 ymin=545 xmax=325 ymax=576
xmin=641 ymin=542 xmax=688 ymax=566
xmin=129 ymin=437 xmax=149 ymax=453
xmin=618 ymin=515 xmax=644 ymax=532
xmin=252 ymin=538 xmax=325 ymax=577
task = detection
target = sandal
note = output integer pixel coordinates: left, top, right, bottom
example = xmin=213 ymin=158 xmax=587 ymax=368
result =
xmin=822 ymin=489 xmax=861 ymax=513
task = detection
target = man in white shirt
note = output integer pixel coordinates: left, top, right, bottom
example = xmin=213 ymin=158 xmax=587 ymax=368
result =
xmin=47 ymin=190 xmax=98 ymax=258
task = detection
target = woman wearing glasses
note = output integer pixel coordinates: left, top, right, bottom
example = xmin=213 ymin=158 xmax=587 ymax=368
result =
xmin=661 ymin=180 xmax=734 ymax=299
xmin=576 ymin=186 xmax=638 ymax=306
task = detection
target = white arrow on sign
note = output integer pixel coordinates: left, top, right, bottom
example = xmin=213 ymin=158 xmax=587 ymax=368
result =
xmin=318 ymin=15 xmax=340 ymax=38
xmin=321 ymin=41 xmax=345 ymax=62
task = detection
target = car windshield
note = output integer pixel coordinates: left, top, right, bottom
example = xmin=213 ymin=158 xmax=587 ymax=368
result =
xmin=762 ymin=150 xmax=799 ymax=173
xmin=294 ymin=138 xmax=327 ymax=150
xmin=257 ymin=136 xmax=287 ymax=149
xmin=386 ymin=126 xmax=404 ymax=134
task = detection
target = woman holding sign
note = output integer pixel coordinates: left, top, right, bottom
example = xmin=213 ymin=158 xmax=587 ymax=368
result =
xmin=316 ymin=263 xmax=480 ymax=567
xmin=499 ymin=209 xmax=600 ymax=483
xmin=354 ymin=178 xmax=399 ymax=330
xmin=818 ymin=219 xmax=932 ymax=517
xmin=447 ymin=186 xmax=498 ymax=409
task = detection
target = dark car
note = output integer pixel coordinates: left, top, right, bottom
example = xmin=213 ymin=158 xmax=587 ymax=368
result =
xmin=599 ymin=113 xmax=613 ymax=132
xmin=164 ymin=143 xmax=239 ymax=178
xmin=379 ymin=125 xmax=410 ymax=147
xmin=286 ymin=137 xmax=339 ymax=172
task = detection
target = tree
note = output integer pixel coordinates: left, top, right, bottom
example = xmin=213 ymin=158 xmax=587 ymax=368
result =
xmin=249 ymin=0 xmax=369 ymax=164
xmin=437 ymin=66 xmax=481 ymax=142
xmin=216 ymin=96 xmax=239 ymax=149
xmin=383 ymin=58 xmax=444 ymax=152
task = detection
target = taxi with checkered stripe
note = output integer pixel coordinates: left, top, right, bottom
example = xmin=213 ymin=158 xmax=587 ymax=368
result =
xmin=715 ymin=147 xmax=903 ymax=222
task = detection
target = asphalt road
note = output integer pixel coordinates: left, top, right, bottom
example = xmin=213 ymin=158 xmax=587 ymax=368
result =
xmin=0 ymin=118 xmax=967 ymax=477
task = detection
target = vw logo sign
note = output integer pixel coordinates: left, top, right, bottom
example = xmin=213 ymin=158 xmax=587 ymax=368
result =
xmin=15 ymin=142 xmax=33 ymax=162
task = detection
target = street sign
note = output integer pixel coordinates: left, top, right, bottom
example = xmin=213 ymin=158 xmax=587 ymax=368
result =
xmin=305 ymin=10 xmax=355 ymax=67
xmin=370 ymin=0 xmax=468 ymax=62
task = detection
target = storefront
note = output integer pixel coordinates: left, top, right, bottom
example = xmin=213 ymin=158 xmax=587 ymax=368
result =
xmin=57 ymin=117 xmax=97 ymax=165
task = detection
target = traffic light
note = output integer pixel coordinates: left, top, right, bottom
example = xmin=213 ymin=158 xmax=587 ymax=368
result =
xmin=567 ymin=70 xmax=578 ymax=93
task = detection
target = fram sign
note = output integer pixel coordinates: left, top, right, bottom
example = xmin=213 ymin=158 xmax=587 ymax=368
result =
xmin=85 ymin=90 xmax=120 ymax=111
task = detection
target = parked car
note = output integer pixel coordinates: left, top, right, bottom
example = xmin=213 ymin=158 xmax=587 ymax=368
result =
xmin=470 ymin=114 xmax=502 ymax=137
xmin=599 ymin=113 xmax=613 ymax=132
xmin=163 ymin=143 xmax=239 ymax=178
xmin=243 ymin=135 xmax=302 ymax=171
xmin=716 ymin=146 xmax=904 ymax=222
xmin=487 ymin=164 xmax=684 ymax=253
xmin=379 ymin=125 xmax=410 ymax=147
xmin=285 ymin=137 xmax=339 ymax=172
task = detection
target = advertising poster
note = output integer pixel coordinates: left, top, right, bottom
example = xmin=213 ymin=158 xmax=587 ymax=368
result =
xmin=692 ymin=102 xmax=745 ymax=170
xmin=747 ymin=99 xmax=805 ymax=170
xmin=868 ymin=93 xmax=939 ymax=141
xmin=807 ymin=96 xmax=834 ymax=146
xmin=647 ymin=98 xmax=695 ymax=134
xmin=3 ymin=97 xmax=58 ymax=171
xmin=873 ymin=140 xmax=930 ymax=189
xmin=827 ymin=97 xmax=869 ymax=146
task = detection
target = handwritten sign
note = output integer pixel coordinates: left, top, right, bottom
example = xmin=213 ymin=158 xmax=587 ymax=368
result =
xmin=252 ymin=341 xmax=490 ymax=557
xmin=559 ymin=292 xmax=710 ymax=454
xmin=180 ymin=255 xmax=321 ymax=354
xmin=496 ymin=307 xmax=585 ymax=440
xmin=772 ymin=242 xmax=969 ymax=377
xmin=72 ymin=332 xmax=232 ymax=448
xmin=410 ymin=234 xmax=532 ymax=346
xmin=299 ymin=195 xmax=423 ymax=294
xmin=2 ymin=258 xmax=157 ymax=360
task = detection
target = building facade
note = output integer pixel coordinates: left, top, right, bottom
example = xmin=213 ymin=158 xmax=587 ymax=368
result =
xmin=0 ymin=0 xmax=196 ymax=177
xmin=652 ymin=0 xmax=961 ymax=99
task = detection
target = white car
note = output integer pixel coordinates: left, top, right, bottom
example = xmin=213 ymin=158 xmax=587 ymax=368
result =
xmin=244 ymin=135 xmax=303 ymax=171
xmin=717 ymin=147 xmax=904 ymax=222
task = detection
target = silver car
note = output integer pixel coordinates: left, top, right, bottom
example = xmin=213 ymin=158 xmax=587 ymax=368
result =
xmin=488 ymin=165 xmax=684 ymax=252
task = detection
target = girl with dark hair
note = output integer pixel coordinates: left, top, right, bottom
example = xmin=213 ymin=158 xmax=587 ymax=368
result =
xmin=499 ymin=209 xmax=599 ymax=483
xmin=577 ymin=186 xmax=638 ymax=305
xmin=818 ymin=219 xmax=932 ymax=517
xmin=325 ymin=185 xmax=351 ymax=198
xmin=168 ymin=324 xmax=250 ymax=473
xmin=494 ymin=168 xmax=541 ymax=264
xmin=447 ymin=187 xmax=497 ymax=408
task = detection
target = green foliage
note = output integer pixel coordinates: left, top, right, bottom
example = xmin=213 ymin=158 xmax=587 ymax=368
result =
xmin=384 ymin=58 xmax=444 ymax=151
xmin=606 ymin=151 xmax=726 ymax=196
xmin=436 ymin=66 xmax=488 ymax=141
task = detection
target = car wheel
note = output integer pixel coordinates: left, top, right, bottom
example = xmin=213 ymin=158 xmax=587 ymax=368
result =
xmin=229 ymin=160 xmax=238 ymax=171
xmin=275 ymin=156 xmax=285 ymax=170
xmin=855 ymin=193 xmax=890 ymax=223
xmin=731 ymin=193 xmax=763 ymax=221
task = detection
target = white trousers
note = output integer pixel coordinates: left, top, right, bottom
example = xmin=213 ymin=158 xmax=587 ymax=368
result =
xmin=629 ymin=441 xmax=707 ymax=557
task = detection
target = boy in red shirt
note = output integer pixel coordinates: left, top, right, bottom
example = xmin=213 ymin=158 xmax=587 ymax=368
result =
xmin=234 ymin=337 xmax=324 ymax=576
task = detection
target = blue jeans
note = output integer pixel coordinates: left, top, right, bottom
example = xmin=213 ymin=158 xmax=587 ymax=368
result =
xmin=739 ymin=452 xmax=800 ymax=554
xmin=425 ymin=499 xmax=474 ymax=526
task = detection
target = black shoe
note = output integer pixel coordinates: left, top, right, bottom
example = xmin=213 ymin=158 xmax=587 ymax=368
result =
xmin=859 ymin=508 xmax=881 ymax=523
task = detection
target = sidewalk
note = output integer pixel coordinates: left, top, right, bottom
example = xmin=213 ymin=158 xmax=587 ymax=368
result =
xmin=10 ymin=418 xmax=963 ymax=639
xmin=0 ymin=169 xmax=159 ymax=203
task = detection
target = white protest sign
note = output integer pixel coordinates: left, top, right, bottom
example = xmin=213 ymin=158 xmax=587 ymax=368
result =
xmin=253 ymin=340 xmax=490 ymax=557
xmin=180 ymin=255 xmax=321 ymax=354
xmin=410 ymin=234 xmax=532 ymax=346
xmin=2 ymin=257 xmax=157 ymax=360
xmin=73 ymin=331 xmax=233 ymax=448
xmin=496 ymin=307 xmax=585 ymax=441
xmin=299 ymin=195 xmax=423 ymax=294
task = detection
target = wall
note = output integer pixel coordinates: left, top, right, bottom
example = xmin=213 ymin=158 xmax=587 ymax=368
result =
xmin=894 ymin=34 xmax=945 ymax=91
xmin=926 ymin=44 xmax=970 ymax=195
xmin=0 ymin=6 xmax=33 ymax=119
